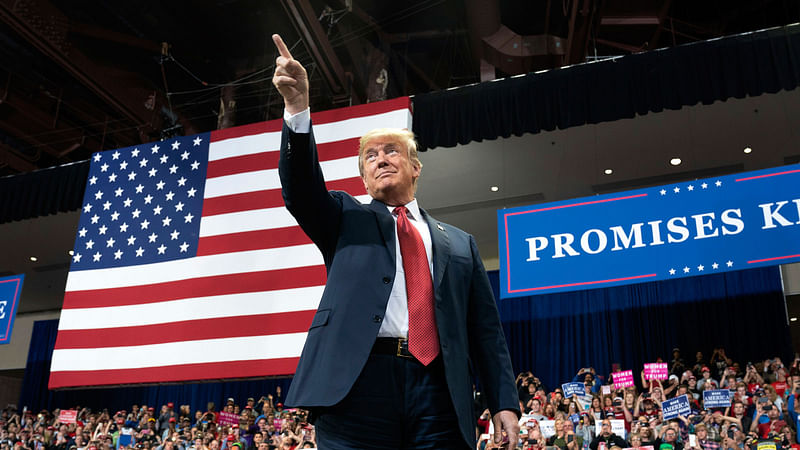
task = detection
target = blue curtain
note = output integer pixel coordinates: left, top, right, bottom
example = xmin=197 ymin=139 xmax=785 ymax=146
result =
xmin=489 ymin=266 xmax=792 ymax=391
xmin=20 ymin=267 xmax=791 ymax=411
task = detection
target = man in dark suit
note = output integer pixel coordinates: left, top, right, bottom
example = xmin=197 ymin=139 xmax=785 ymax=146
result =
xmin=272 ymin=34 xmax=519 ymax=449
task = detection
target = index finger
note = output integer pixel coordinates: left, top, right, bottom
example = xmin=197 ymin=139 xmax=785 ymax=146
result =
xmin=272 ymin=34 xmax=293 ymax=59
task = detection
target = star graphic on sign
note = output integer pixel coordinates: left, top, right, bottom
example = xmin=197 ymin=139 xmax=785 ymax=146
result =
xmin=712 ymin=262 xmax=719 ymax=269
xmin=114 ymin=250 xmax=123 ymax=260
xmin=135 ymin=247 xmax=144 ymax=257
xmin=687 ymin=185 xmax=694 ymax=191
xmin=103 ymin=201 xmax=111 ymax=210
xmin=162 ymin=216 xmax=172 ymax=227
xmin=110 ymin=211 xmax=120 ymax=221
xmin=106 ymin=237 xmax=115 ymax=248
xmin=94 ymin=191 xmax=103 ymax=200
xmin=93 ymin=252 xmax=102 ymax=262
xmin=90 ymin=214 xmax=100 ymax=224
xmin=139 ymin=158 xmax=149 ymax=168
xmin=78 ymin=227 xmax=88 ymax=237
xmin=112 ymin=151 xmax=120 ymax=160
xmin=187 ymin=187 xmax=197 ymax=198
xmin=191 ymin=161 xmax=200 ymax=170
xmin=98 ymin=225 xmax=108 ymax=235
xmin=119 ymin=222 xmax=128 ymax=233
xmin=160 ymin=155 xmax=168 ymax=164
xmin=151 ymin=144 xmax=160 ymax=154
xmin=144 ymin=194 xmax=153 ymax=204
xmin=86 ymin=240 xmax=95 ymax=249
xmin=115 ymin=187 xmax=124 ymax=197
xmin=108 ymin=173 xmax=117 ymax=183
xmin=100 ymin=163 xmax=109 ymax=172
xmin=170 ymin=230 xmax=180 ymax=240
xmin=148 ymin=168 xmax=157 ymax=177
xmin=153 ymin=205 xmax=163 ymax=215
xmin=93 ymin=154 xmax=102 ymax=162
xmin=131 ymin=148 xmax=140 ymax=157
xmin=83 ymin=203 xmax=93 ymax=213
xmin=193 ymin=136 xmax=202 ymax=146
xmin=128 ymin=171 xmax=137 ymax=181
xmin=177 ymin=177 xmax=187 ymax=186
xmin=181 ymin=151 xmax=190 ymax=160
xmin=683 ymin=266 xmax=690 ymax=273
xmin=673 ymin=186 xmax=680 ymax=193
xmin=157 ymin=244 xmax=167 ymax=254
xmin=715 ymin=180 xmax=722 ymax=187
xmin=73 ymin=252 xmax=82 ymax=263
xmin=140 ymin=219 xmax=150 ymax=230
xmin=660 ymin=189 xmax=667 ymax=196
xmin=123 ymin=198 xmax=133 ymax=207
xmin=175 ymin=202 xmax=185 ymax=212
xmin=184 ymin=213 xmax=194 ymax=223
xmin=156 ymin=180 xmax=165 ymax=190
xmin=669 ymin=268 xmax=676 ymax=275
xmin=701 ymin=182 xmax=708 ymax=189
xmin=697 ymin=264 xmax=704 ymax=271
xmin=120 ymin=161 xmax=128 ymax=170
xmin=165 ymin=191 xmax=175 ymax=201
xmin=135 ymin=184 xmax=145 ymax=193
xmin=180 ymin=241 xmax=190 ymax=252
xmin=169 ymin=164 xmax=178 ymax=174
xmin=148 ymin=232 xmax=158 ymax=243
xmin=171 ymin=141 xmax=181 ymax=150
xmin=726 ymin=260 xmax=733 ymax=267
xmin=132 ymin=209 xmax=141 ymax=218
xmin=127 ymin=235 xmax=136 ymax=246
xmin=89 ymin=176 xmax=98 ymax=185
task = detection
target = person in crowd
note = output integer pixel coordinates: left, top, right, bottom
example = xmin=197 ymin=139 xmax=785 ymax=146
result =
xmin=691 ymin=423 xmax=719 ymax=450
xmin=589 ymin=419 xmax=627 ymax=450
xmin=576 ymin=412 xmax=596 ymax=447
xmin=655 ymin=423 xmax=684 ymax=450
xmin=672 ymin=349 xmax=687 ymax=377
xmin=698 ymin=368 xmax=719 ymax=392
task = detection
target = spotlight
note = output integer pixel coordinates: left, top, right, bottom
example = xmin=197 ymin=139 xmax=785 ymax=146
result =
xmin=670 ymin=158 xmax=682 ymax=166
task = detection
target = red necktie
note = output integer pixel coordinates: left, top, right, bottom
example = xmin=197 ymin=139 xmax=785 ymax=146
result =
xmin=394 ymin=206 xmax=440 ymax=365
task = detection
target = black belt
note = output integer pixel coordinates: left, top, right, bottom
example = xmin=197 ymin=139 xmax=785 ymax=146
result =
xmin=372 ymin=337 xmax=415 ymax=360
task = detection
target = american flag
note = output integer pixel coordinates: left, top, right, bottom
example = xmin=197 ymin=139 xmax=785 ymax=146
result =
xmin=49 ymin=97 xmax=412 ymax=388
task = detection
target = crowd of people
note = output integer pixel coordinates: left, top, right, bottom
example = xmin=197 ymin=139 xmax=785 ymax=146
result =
xmin=475 ymin=349 xmax=800 ymax=450
xmin=1 ymin=348 xmax=798 ymax=450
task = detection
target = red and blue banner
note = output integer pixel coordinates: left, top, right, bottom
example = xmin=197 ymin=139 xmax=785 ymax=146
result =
xmin=0 ymin=274 xmax=24 ymax=344
xmin=498 ymin=164 xmax=800 ymax=298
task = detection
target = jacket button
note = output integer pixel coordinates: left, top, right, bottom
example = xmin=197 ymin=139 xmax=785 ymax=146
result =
xmin=372 ymin=315 xmax=383 ymax=323
xmin=382 ymin=277 xmax=391 ymax=284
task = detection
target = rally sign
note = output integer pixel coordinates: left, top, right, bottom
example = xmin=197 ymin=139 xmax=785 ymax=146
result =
xmin=562 ymin=382 xmax=586 ymax=398
xmin=539 ymin=420 xmax=557 ymax=438
xmin=0 ymin=275 xmax=24 ymax=344
xmin=613 ymin=370 xmax=634 ymax=389
xmin=58 ymin=410 xmax=77 ymax=424
xmin=594 ymin=420 xmax=626 ymax=439
xmin=498 ymin=164 xmax=800 ymax=297
xmin=217 ymin=411 xmax=239 ymax=426
xmin=644 ymin=363 xmax=668 ymax=380
xmin=662 ymin=394 xmax=691 ymax=420
xmin=703 ymin=389 xmax=732 ymax=408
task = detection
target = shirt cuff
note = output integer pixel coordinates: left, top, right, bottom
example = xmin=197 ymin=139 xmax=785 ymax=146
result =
xmin=284 ymin=108 xmax=311 ymax=133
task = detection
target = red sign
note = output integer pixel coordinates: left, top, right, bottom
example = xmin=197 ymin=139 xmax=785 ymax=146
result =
xmin=58 ymin=410 xmax=78 ymax=424
xmin=217 ymin=412 xmax=239 ymax=427
xmin=612 ymin=370 xmax=634 ymax=389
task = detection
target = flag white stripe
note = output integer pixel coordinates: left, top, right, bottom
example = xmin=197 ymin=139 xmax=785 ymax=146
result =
xmin=58 ymin=285 xmax=324 ymax=330
xmin=65 ymin=244 xmax=323 ymax=292
xmin=50 ymin=333 xmax=308 ymax=371
xmin=203 ymin=156 xmax=359 ymax=199
xmin=208 ymin=109 xmax=411 ymax=161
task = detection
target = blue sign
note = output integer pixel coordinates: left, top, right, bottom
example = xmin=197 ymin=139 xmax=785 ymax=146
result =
xmin=562 ymin=382 xmax=585 ymax=398
xmin=0 ymin=274 xmax=24 ymax=344
xmin=662 ymin=394 xmax=691 ymax=420
xmin=703 ymin=389 xmax=732 ymax=408
xmin=498 ymin=165 xmax=800 ymax=298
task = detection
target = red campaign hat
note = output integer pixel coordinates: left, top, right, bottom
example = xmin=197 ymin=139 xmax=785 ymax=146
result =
xmin=169 ymin=418 xmax=176 ymax=423
xmin=231 ymin=424 xmax=239 ymax=429
xmin=702 ymin=366 xmax=711 ymax=372
xmin=227 ymin=435 xmax=235 ymax=442
xmin=167 ymin=403 xmax=174 ymax=408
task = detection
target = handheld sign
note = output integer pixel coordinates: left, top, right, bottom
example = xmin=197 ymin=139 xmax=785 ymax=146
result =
xmin=0 ymin=275 xmax=24 ymax=344
xmin=662 ymin=394 xmax=691 ymax=420
xmin=539 ymin=420 xmax=557 ymax=438
xmin=644 ymin=363 xmax=668 ymax=381
xmin=594 ymin=419 xmax=626 ymax=439
xmin=217 ymin=412 xmax=239 ymax=426
xmin=613 ymin=370 xmax=634 ymax=389
xmin=58 ymin=410 xmax=77 ymax=424
xmin=703 ymin=389 xmax=732 ymax=408
xmin=562 ymin=382 xmax=586 ymax=398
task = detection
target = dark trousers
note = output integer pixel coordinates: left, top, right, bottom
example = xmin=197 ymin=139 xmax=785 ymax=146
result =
xmin=314 ymin=352 xmax=468 ymax=449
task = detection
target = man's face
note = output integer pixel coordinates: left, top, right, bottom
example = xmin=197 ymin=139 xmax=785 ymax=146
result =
xmin=734 ymin=403 xmax=744 ymax=415
xmin=696 ymin=428 xmax=707 ymax=440
xmin=601 ymin=421 xmax=611 ymax=436
xmin=531 ymin=399 xmax=541 ymax=413
xmin=361 ymin=137 xmax=419 ymax=206
xmin=663 ymin=429 xmax=677 ymax=442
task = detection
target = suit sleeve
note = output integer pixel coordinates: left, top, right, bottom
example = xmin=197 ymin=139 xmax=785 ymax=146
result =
xmin=278 ymin=122 xmax=342 ymax=262
xmin=466 ymin=234 xmax=521 ymax=417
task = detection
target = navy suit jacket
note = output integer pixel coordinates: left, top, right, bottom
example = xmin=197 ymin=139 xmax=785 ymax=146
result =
xmin=279 ymin=123 xmax=519 ymax=446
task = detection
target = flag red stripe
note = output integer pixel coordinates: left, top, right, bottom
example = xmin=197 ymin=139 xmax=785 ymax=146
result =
xmin=197 ymin=227 xmax=312 ymax=255
xmin=201 ymin=177 xmax=366 ymax=217
xmin=48 ymin=357 xmax=300 ymax=389
xmin=54 ymin=310 xmax=315 ymax=349
xmin=210 ymin=119 xmax=283 ymax=143
xmin=62 ymin=265 xmax=327 ymax=309
xmin=206 ymin=137 xmax=361 ymax=179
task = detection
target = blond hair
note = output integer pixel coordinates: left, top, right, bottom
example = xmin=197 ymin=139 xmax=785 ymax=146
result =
xmin=357 ymin=128 xmax=422 ymax=177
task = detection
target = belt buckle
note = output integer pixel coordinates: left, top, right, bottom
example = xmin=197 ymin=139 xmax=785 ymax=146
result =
xmin=396 ymin=338 xmax=413 ymax=359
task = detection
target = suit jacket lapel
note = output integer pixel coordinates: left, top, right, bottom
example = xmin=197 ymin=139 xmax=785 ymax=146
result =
xmin=368 ymin=199 xmax=397 ymax=264
xmin=421 ymin=208 xmax=450 ymax=292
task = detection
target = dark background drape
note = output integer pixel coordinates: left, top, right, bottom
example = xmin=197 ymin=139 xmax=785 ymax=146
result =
xmin=20 ymin=267 xmax=791 ymax=412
